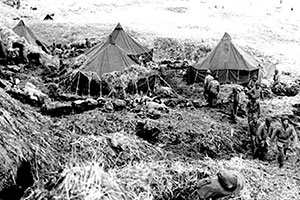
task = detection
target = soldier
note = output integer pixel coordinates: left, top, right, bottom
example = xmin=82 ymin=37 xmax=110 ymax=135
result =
xmin=254 ymin=117 xmax=274 ymax=160
xmin=85 ymin=38 xmax=91 ymax=48
xmin=203 ymin=70 xmax=214 ymax=100
xmin=270 ymin=116 xmax=298 ymax=168
xmin=249 ymin=116 xmax=260 ymax=153
xmin=194 ymin=169 xmax=245 ymax=200
xmin=273 ymin=69 xmax=280 ymax=85
xmin=228 ymin=87 xmax=239 ymax=123
xmin=250 ymin=82 xmax=263 ymax=101
xmin=247 ymin=75 xmax=258 ymax=90
xmin=246 ymin=97 xmax=261 ymax=124
xmin=208 ymin=76 xmax=220 ymax=107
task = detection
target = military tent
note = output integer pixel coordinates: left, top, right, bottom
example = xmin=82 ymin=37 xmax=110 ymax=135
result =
xmin=81 ymin=36 xmax=138 ymax=77
xmin=65 ymin=36 xmax=140 ymax=96
xmin=0 ymin=40 xmax=7 ymax=61
xmin=12 ymin=20 xmax=50 ymax=53
xmin=187 ymin=32 xmax=259 ymax=85
xmin=85 ymin=23 xmax=152 ymax=62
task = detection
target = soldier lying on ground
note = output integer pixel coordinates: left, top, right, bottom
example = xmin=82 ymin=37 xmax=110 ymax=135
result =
xmin=191 ymin=169 xmax=245 ymax=200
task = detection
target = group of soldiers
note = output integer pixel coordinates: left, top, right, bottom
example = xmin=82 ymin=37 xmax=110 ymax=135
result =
xmin=204 ymin=70 xmax=299 ymax=168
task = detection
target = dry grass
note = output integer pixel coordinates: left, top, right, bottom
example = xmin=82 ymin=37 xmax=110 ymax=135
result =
xmin=23 ymin=156 xmax=300 ymax=200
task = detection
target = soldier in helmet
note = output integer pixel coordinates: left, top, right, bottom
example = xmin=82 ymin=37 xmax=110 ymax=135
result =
xmin=203 ymin=69 xmax=214 ymax=100
xmin=254 ymin=117 xmax=274 ymax=160
xmin=250 ymin=82 xmax=263 ymax=101
xmin=270 ymin=116 xmax=298 ymax=168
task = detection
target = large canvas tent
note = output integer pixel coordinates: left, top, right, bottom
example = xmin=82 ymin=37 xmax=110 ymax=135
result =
xmin=81 ymin=36 xmax=138 ymax=77
xmin=66 ymin=36 xmax=140 ymax=96
xmin=0 ymin=40 xmax=6 ymax=59
xmin=0 ymin=40 xmax=7 ymax=64
xmin=12 ymin=20 xmax=50 ymax=53
xmin=85 ymin=23 xmax=152 ymax=61
xmin=187 ymin=32 xmax=259 ymax=85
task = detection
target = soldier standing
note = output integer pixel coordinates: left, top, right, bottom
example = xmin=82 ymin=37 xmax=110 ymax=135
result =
xmin=254 ymin=117 xmax=274 ymax=160
xmin=203 ymin=70 xmax=214 ymax=100
xmin=270 ymin=116 xmax=298 ymax=168
xmin=208 ymin=76 xmax=220 ymax=107
xmin=246 ymin=97 xmax=261 ymax=124
xmin=228 ymin=87 xmax=239 ymax=123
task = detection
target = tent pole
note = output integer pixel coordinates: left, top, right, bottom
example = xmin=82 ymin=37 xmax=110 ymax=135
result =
xmin=63 ymin=73 xmax=76 ymax=93
xmin=237 ymin=70 xmax=240 ymax=84
xmin=248 ymin=71 xmax=250 ymax=82
xmin=153 ymin=75 xmax=157 ymax=89
xmin=193 ymin=69 xmax=198 ymax=85
xmin=146 ymin=77 xmax=150 ymax=94
xmin=135 ymin=81 xmax=138 ymax=94
xmin=226 ymin=69 xmax=229 ymax=83
xmin=76 ymin=72 xmax=80 ymax=95
xmin=95 ymin=73 xmax=102 ymax=97
xmin=88 ymin=75 xmax=91 ymax=97
xmin=158 ymin=75 xmax=179 ymax=97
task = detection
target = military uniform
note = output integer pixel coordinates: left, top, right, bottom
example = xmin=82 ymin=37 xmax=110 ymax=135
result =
xmin=203 ymin=74 xmax=214 ymax=100
xmin=228 ymin=89 xmax=239 ymax=123
xmin=249 ymin=119 xmax=260 ymax=153
xmin=250 ymin=86 xmax=263 ymax=101
xmin=208 ymin=79 xmax=220 ymax=107
xmin=195 ymin=170 xmax=245 ymax=200
xmin=270 ymin=119 xmax=298 ymax=167
xmin=246 ymin=99 xmax=261 ymax=124
xmin=254 ymin=122 xmax=274 ymax=160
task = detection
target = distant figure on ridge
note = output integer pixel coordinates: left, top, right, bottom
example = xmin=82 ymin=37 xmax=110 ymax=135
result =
xmin=273 ymin=68 xmax=280 ymax=85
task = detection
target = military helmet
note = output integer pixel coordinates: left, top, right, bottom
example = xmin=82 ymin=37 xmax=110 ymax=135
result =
xmin=265 ymin=117 xmax=272 ymax=123
xmin=281 ymin=115 xmax=289 ymax=122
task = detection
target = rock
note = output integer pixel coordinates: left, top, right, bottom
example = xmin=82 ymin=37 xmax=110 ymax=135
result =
xmin=72 ymin=98 xmax=99 ymax=113
xmin=112 ymin=99 xmax=126 ymax=111
xmin=41 ymin=101 xmax=73 ymax=117
xmin=155 ymin=86 xmax=176 ymax=98
xmin=146 ymin=101 xmax=168 ymax=111
xmin=271 ymin=82 xmax=300 ymax=97
xmin=7 ymin=82 xmax=48 ymax=106
xmin=24 ymin=82 xmax=47 ymax=102
xmin=104 ymin=101 xmax=114 ymax=112
xmin=147 ymin=108 xmax=161 ymax=119
xmin=0 ymin=78 xmax=11 ymax=89
xmin=97 ymin=97 xmax=106 ymax=105
xmin=164 ymin=99 xmax=177 ymax=107
xmin=85 ymin=98 xmax=98 ymax=106
xmin=136 ymin=121 xmax=161 ymax=144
